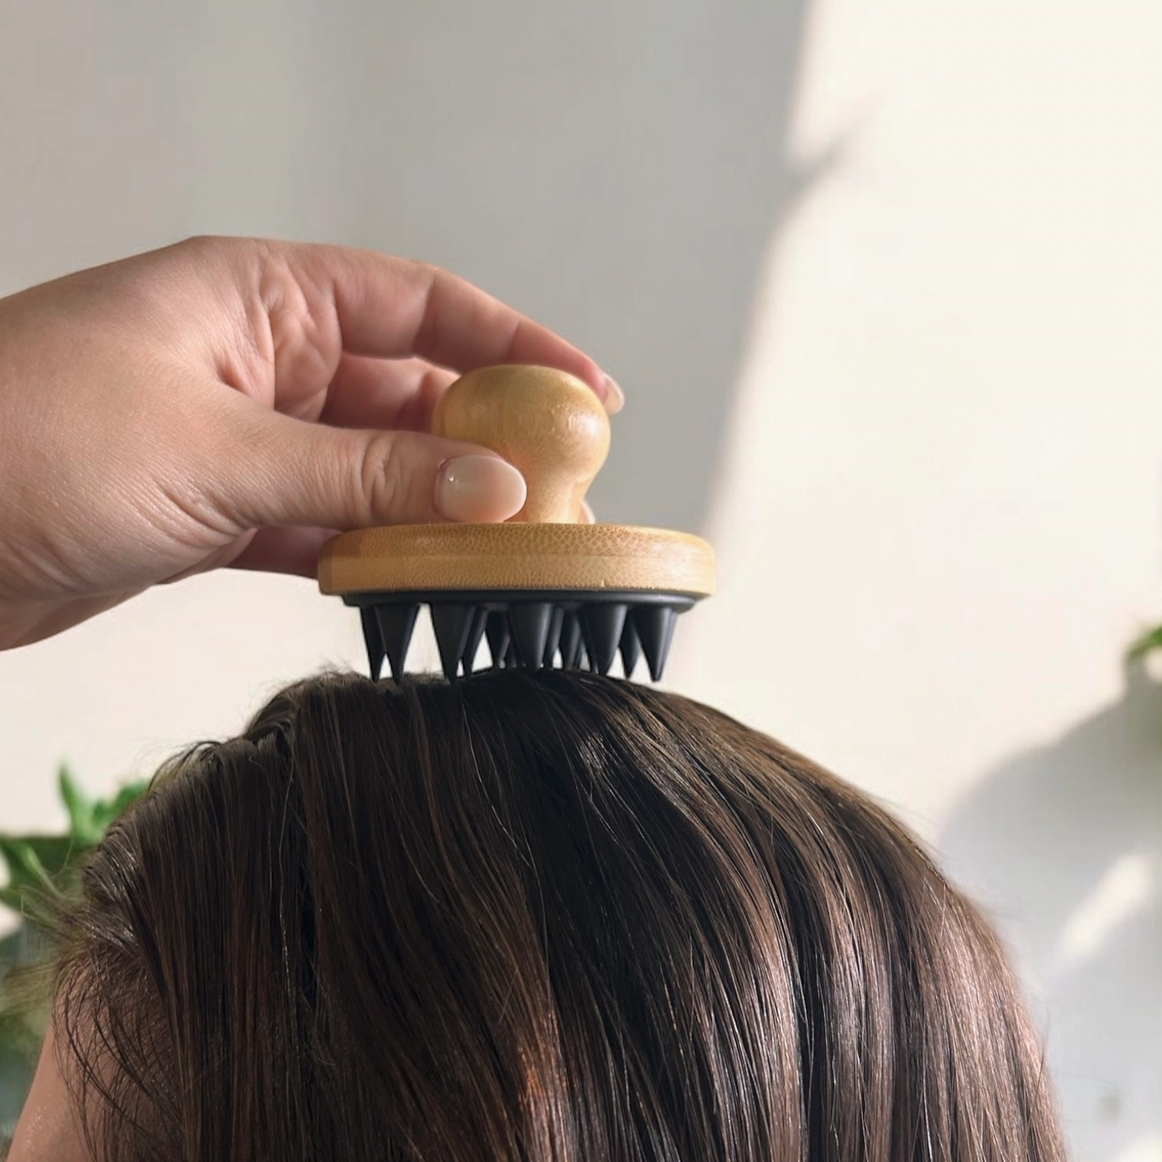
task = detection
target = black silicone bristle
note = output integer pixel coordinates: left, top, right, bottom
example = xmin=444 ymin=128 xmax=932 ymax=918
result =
xmin=581 ymin=603 xmax=628 ymax=676
xmin=485 ymin=610 xmax=511 ymax=670
xmin=431 ymin=604 xmax=475 ymax=681
xmin=361 ymin=606 xmax=385 ymax=682
xmin=560 ymin=612 xmax=583 ymax=669
xmin=543 ymin=606 xmax=565 ymax=667
xmin=635 ymin=605 xmax=677 ymax=681
xmin=510 ymin=602 xmax=554 ymax=671
xmin=375 ymin=604 xmax=419 ymax=683
xmin=462 ymin=607 xmax=489 ymax=674
xmin=619 ymin=618 xmax=642 ymax=678
xmin=349 ymin=590 xmax=695 ymax=683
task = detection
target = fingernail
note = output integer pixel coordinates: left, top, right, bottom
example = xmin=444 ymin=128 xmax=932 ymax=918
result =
xmin=602 ymin=375 xmax=625 ymax=414
xmin=436 ymin=454 xmax=527 ymax=522
xmin=581 ymin=499 xmax=596 ymax=524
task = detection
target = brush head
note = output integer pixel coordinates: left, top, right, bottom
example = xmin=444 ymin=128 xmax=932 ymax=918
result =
xmin=318 ymin=365 xmax=715 ymax=682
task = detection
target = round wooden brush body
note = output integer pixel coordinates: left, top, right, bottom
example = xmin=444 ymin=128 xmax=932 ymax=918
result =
xmin=318 ymin=365 xmax=715 ymax=681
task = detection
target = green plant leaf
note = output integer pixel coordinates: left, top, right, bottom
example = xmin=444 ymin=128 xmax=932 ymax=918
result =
xmin=0 ymin=840 xmax=53 ymax=894
xmin=0 ymin=768 xmax=150 ymax=1120
xmin=2 ymin=775 xmax=148 ymax=928
xmin=6 ymin=837 xmax=75 ymax=880
xmin=0 ymin=835 xmax=78 ymax=907
xmin=58 ymin=766 xmax=101 ymax=846
xmin=0 ymin=931 xmax=23 ymax=967
xmin=1127 ymin=624 xmax=1162 ymax=660
xmin=89 ymin=780 xmax=148 ymax=834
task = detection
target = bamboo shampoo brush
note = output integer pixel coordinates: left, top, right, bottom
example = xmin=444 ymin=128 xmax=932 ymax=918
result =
xmin=318 ymin=364 xmax=715 ymax=681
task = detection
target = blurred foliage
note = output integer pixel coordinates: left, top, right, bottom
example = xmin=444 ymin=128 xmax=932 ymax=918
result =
xmin=0 ymin=767 xmax=147 ymax=1140
xmin=1127 ymin=623 xmax=1162 ymax=662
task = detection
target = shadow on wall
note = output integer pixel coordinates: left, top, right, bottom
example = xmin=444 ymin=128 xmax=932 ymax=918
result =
xmin=306 ymin=0 xmax=820 ymax=533
xmin=941 ymin=662 xmax=1162 ymax=1162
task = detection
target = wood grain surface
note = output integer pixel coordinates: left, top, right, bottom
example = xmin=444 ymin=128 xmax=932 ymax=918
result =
xmin=431 ymin=364 xmax=610 ymax=524
xmin=317 ymin=365 xmax=715 ymax=600
xmin=318 ymin=523 xmax=715 ymax=596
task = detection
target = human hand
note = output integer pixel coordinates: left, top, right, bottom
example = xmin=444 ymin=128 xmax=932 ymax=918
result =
xmin=0 ymin=237 xmax=621 ymax=648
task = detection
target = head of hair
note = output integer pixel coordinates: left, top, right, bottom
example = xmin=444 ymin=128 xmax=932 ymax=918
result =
xmin=49 ymin=670 xmax=1063 ymax=1161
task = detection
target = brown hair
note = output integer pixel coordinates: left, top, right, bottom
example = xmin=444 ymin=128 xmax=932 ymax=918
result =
xmin=51 ymin=670 xmax=1063 ymax=1161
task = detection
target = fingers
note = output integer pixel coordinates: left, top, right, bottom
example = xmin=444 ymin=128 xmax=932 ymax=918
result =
xmin=319 ymin=355 xmax=457 ymax=432
xmin=218 ymin=406 xmax=528 ymax=534
xmin=228 ymin=503 xmax=596 ymax=581
xmin=280 ymin=243 xmax=623 ymax=412
xmin=229 ymin=527 xmax=340 ymax=578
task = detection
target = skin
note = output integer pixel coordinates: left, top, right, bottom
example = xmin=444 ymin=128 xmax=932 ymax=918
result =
xmin=0 ymin=236 xmax=619 ymax=1156
xmin=0 ymin=236 xmax=619 ymax=650
xmin=7 ymin=1027 xmax=87 ymax=1162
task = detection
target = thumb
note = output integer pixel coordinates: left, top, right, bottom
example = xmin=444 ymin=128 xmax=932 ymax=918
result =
xmin=219 ymin=410 xmax=528 ymax=531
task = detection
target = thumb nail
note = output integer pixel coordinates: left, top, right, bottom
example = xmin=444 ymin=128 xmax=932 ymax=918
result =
xmin=435 ymin=454 xmax=527 ymax=522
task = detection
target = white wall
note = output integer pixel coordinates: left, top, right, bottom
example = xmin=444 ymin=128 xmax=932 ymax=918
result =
xmin=1 ymin=1 xmax=1159 ymax=1158
xmin=673 ymin=2 xmax=1162 ymax=1157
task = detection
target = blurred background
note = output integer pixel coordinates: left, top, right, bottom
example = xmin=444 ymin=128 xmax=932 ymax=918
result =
xmin=1 ymin=0 xmax=1160 ymax=1156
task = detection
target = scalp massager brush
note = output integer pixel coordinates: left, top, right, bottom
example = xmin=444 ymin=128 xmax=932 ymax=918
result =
xmin=318 ymin=364 xmax=715 ymax=682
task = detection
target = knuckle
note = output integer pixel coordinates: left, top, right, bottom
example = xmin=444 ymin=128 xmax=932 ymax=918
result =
xmin=357 ymin=432 xmax=416 ymax=522
xmin=177 ymin=234 xmax=226 ymax=259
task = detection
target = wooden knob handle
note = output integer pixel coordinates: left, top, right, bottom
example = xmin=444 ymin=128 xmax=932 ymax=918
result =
xmin=432 ymin=365 xmax=610 ymax=524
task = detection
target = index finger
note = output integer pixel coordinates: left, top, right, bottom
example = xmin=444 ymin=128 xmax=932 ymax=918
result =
xmin=282 ymin=243 xmax=621 ymax=411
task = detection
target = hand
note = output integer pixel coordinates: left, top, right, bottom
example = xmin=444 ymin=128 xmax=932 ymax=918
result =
xmin=0 ymin=236 xmax=622 ymax=648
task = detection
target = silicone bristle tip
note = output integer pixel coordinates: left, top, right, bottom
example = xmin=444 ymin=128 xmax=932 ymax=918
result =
xmin=485 ymin=610 xmax=511 ymax=670
xmin=581 ymin=604 xmax=628 ymax=676
xmin=431 ymin=604 xmax=476 ymax=681
xmin=361 ymin=606 xmax=385 ymax=682
xmin=619 ymin=617 xmax=642 ymax=678
xmin=510 ymin=602 xmax=554 ymax=671
xmin=635 ymin=606 xmax=678 ymax=682
xmin=543 ymin=606 xmax=565 ymax=668
xmin=462 ymin=607 xmax=489 ymax=674
xmin=560 ymin=612 xmax=583 ymax=670
xmin=375 ymin=604 xmax=420 ymax=683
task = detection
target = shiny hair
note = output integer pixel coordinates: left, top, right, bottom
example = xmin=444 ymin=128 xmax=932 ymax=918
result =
xmin=51 ymin=670 xmax=1063 ymax=1161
